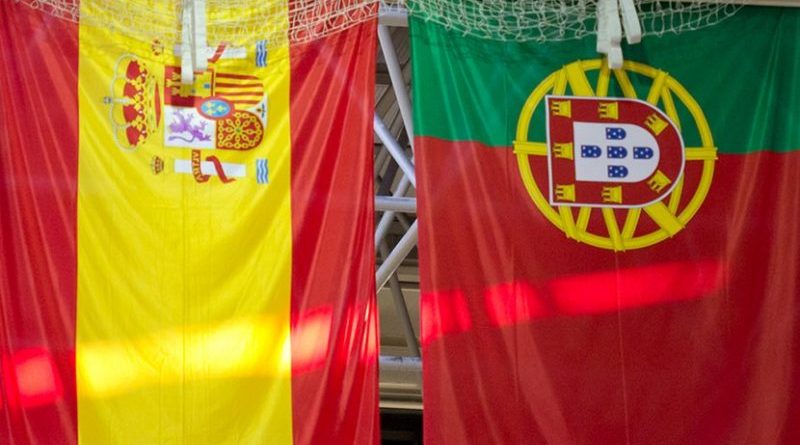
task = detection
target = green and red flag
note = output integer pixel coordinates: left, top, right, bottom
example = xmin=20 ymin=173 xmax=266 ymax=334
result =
xmin=411 ymin=6 xmax=800 ymax=444
xmin=0 ymin=2 xmax=378 ymax=444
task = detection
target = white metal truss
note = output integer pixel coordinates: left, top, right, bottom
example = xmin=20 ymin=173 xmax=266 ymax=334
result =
xmin=375 ymin=5 xmax=422 ymax=411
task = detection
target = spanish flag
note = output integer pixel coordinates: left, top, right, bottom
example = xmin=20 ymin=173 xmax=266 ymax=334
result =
xmin=0 ymin=2 xmax=378 ymax=444
xmin=410 ymin=5 xmax=800 ymax=445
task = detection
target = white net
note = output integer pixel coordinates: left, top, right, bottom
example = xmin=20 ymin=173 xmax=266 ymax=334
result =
xmin=404 ymin=0 xmax=744 ymax=42
xmin=16 ymin=0 xmax=379 ymax=49
xmin=16 ymin=0 xmax=744 ymax=48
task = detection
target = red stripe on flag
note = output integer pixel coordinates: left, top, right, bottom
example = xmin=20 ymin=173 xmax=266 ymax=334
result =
xmin=483 ymin=260 xmax=725 ymax=327
xmin=416 ymin=135 xmax=800 ymax=444
xmin=0 ymin=4 xmax=79 ymax=444
xmin=291 ymin=306 xmax=333 ymax=374
xmin=484 ymin=281 xmax=549 ymax=327
xmin=3 ymin=349 xmax=64 ymax=409
xmin=289 ymin=20 xmax=379 ymax=445
xmin=548 ymin=260 xmax=725 ymax=315
xmin=421 ymin=289 xmax=473 ymax=346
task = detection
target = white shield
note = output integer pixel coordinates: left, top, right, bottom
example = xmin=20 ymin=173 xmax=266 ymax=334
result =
xmin=573 ymin=122 xmax=659 ymax=183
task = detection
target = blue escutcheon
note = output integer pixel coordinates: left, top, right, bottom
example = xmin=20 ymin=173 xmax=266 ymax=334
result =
xmin=198 ymin=97 xmax=233 ymax=120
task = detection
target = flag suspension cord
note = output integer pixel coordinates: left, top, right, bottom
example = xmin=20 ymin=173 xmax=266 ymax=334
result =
xmin=180 ymin=0 xmax=208 ymax=85
xmin=596 ymin=0 xmax=642 ymax=69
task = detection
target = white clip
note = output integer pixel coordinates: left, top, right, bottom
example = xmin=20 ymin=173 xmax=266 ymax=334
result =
xmin=596 ymin=0 xmax=643 ymax=70
xmin=596 ymin=0 xmax=611 ymax=54
xmin=619 ymin=0 xmax=642 ymax=44
xmin=607 ymin=46 xmax=624 ymax=70
xmin=607 ymin=0 xmax=623 ymax=48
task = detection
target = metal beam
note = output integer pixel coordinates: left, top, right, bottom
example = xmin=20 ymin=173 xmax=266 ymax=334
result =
xmin=380 ymin=355 xmax=422 ymax=375
xmin=378 ymin=5 xmax=409 ymax=27
xmin=378 ymin=24 xmax=415 ymax=144
xmin=378 ymin=399 xmax=423 ymax=411
xmin=379 ymin=354 xmax=422 ymax=409
xmin=376 ymin=196 xmax=417 ymax=213
xmin=375 ymin=10 xmax=421 ymax=410
xmin=374 ymin=175 xmax=412 ymax=252
xmin=374 ymin=113 xmax=416 ymax=187
xmin=376 ymin=220 xmax=418 ymax=291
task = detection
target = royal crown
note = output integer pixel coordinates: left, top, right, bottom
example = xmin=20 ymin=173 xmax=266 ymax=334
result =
xmin=150 ymin=156 xmax=164 ymax=175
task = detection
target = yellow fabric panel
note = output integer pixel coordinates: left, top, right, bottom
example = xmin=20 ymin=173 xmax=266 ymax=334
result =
xmin=76 ymin=2 xmax=293 ymax=443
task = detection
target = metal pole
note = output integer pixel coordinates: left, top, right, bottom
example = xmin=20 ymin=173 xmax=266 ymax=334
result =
xmin=377 ymin=6 xmax=409 ymax=27
xmin=379 ymin=354 xmax=422 ymax=410
xmin=374 ymin=113 xmax=416 ymax=188
xmin=380 ymin=355 xmax=422 ymax=374
xmin=375 ymin=196 xmax=417 ymax=213
xmin=375 ymin=10 xmax=425 ymax=409
xmin=376 ymin=220 xmax=418 ymax=291
xmin=375 ymin=175 xmax=412 ymax=252
xmin=378 ymin=24 xmax=414 ymax=145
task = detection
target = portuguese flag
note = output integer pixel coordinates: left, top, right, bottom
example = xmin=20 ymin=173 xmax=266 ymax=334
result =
xmin=411 ymin=6 xmax=800 ymax=444
xmin=0 ymin=3 xmax=378 ymax=444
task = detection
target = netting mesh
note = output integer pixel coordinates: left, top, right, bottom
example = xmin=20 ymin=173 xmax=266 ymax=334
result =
xmin=16 ymin=0 xmax=744 ymax=48
xmin=16 ymin=0 xmax=379 ymax=49
xmin=404 ymin=0 xmax=744 ymax=42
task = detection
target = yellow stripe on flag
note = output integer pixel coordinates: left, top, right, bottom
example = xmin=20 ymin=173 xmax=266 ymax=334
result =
xmin=76 ymin=2 xmax=293 ymax=443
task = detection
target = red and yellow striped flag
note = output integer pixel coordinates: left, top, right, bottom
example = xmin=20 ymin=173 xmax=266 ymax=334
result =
xmin=0 ymin=2 xmax=378 ymax=444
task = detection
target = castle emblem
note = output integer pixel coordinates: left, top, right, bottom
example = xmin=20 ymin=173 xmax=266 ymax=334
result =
xmin=513 ymin=59 xmax=717 ymax=251
xmin=546 ymin=96 xmax=684 ymax=208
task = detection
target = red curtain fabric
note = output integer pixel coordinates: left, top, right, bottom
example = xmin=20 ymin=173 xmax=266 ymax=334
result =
xmin=0 ymin=5 xmax=79 ymax=444
xmin=289 ymin=22 xmax=380 ymax=445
